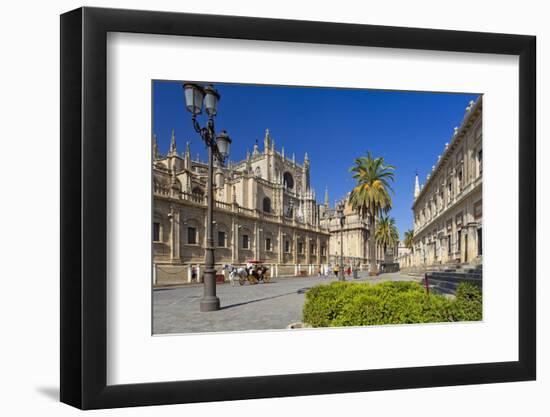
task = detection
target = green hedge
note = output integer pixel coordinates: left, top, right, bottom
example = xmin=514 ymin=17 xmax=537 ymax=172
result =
xmin=302 ymin=281 xmax=482 ymax=327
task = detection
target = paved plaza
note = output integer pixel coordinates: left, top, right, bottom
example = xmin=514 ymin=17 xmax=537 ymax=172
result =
xmin=153 ymin=272 xmax=420 ymax=334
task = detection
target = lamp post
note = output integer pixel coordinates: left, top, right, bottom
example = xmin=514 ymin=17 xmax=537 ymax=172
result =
xmin=182 ymin=83 xmax=231 ymax=312
xmin=336 ymin=202 xmax=345 ymax=281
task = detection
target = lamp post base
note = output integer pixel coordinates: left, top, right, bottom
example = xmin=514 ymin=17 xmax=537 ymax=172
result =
xmin=200 ymin=296 xmax=220 ymax=312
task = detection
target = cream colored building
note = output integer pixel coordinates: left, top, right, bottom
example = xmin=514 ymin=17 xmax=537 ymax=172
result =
xmin=404 ymin=97 xmax=482 ymax=268
xmin=319 ymin=196 xmax=385 ymax=268
xmin=152 ymin=128 xmax=377 ymax=285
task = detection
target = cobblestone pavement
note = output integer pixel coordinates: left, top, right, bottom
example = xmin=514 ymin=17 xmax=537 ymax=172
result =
xmin=153 ymin=271 xmax=421 ymax=334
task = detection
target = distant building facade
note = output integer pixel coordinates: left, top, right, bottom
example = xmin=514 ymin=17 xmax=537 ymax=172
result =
xmin=152 ymin=129 xmax=380 ymax=285
xmin=319 ymin=197 xmax=385 ymax=268
xmin=404 ymin=97 xmax=482 ymax=268
xmin=396 ymin=244 xmax=412 ymax=268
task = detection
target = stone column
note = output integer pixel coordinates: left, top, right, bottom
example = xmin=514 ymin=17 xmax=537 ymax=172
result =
xmin=231 ymin=217 xmax=235 ymax=263
xmin=451 ymin=218 xmax=457 ymax=262
xmin=459 ymin=229 xmax=465 ymax=263
xmin=305 ymin=234 xmax=311 ymax=265
xmin=467 ymin=224 xmax=477 ymax=263
xmin=293 ymin=229 xmax=298 ymax=272
xmin=254 ymin=221 xmax=259 ymax=260
xmin=316 ymin=236 xmax=321 ymax=265
xmin=253 ymin=179 xmax=258 ymax=210
xmin=232 ymin=219 xmax=239 ymax=264
xmin=169 ymin=205 xmax=181 ymax=264
xmin=441 ymin=236 xmax=448 ymax=264
xmin=277 ymin=225 xmax=283 ymax=264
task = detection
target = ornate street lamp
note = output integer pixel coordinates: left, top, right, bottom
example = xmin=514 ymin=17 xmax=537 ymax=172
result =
xmin=336 ymin=202 xmax=345 ymax=281
xmin=182 ymin=83 xmax=231 ymax=312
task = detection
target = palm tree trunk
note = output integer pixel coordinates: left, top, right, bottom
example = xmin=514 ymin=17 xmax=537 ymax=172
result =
xmin=369 ymin=215 xmax=377 ymax=275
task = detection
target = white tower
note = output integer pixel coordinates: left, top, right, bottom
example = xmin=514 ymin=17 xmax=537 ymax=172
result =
xmin=414 ymin=171 xmax=420 ymax=199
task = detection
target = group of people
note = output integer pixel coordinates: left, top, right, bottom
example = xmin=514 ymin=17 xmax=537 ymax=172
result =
xmin=321 ymin=264 xmax=353 ymax=278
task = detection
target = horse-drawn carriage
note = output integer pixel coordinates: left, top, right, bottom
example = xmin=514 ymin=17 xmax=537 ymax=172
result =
xmin=224 ymin=260 xmax=270 ymax=286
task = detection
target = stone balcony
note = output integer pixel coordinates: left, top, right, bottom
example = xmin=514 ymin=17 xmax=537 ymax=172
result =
xmin=154 ymin=189 xmax=329 ymax=235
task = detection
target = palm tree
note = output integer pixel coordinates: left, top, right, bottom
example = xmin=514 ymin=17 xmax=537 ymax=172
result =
xmin=348 ymin=151 xmax=395 ymax=274
xmin=404 ymin=229 xmax=415 ymax=253
xmin=375 ymin=215 xmax=400 ymax=255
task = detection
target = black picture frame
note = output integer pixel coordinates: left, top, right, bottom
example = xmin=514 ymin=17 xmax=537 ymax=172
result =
xmin=60 ymin=6 xmax=536 ymax=410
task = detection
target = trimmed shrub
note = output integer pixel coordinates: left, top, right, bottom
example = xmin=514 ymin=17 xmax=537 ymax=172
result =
xmin=302 ymin=280 xmax=482 ymax=327
xmin=454 ymin=282 xmax=483 ymax=321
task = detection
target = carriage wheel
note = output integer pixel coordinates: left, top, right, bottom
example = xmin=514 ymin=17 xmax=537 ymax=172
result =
xmin=239 ymin=276 xmax=245 ymax=286
xmin=263 ymin=274 xmax=270 ymax=283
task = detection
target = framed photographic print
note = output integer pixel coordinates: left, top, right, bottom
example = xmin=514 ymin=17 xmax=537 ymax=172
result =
xmin=60 ymin=6 xmax=536 ymax=410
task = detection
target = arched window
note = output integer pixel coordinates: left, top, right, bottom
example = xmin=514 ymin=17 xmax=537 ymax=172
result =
xmin=192 ymin=186 xmax=204 ymax=196
xmin=283 ymin=172 xmax=294 ymax=189
xmin=262 ymin=197 xmax=271 ymax=213
xmin=254 ymin=166 xmax=261 ymax=178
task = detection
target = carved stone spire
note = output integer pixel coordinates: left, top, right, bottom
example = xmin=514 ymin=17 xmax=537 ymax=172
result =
xmin=184 ymin=141 xmax=191 ymax=169
xmin=304 ymin=152 xmax=309 ymax=165
xmin=264 ymin=128 xmax=270 ymax=153
xmin=169 ymin=129 xmax=177 ymax=156
xmin=324 ymin=186 xmax=329 ymax=207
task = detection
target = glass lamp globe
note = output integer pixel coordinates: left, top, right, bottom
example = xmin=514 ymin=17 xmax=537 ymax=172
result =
xmin=183 ymin=83 xmax=204 ymax=115
xmin=203 ymin=84 xmax=220 ymax=116
xmin=216 ymin=130 xmax=232 ymax=159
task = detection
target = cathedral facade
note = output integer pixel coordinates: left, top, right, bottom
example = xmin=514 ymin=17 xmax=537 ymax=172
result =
xmin=152 ymin=129 xmax=377 ymax=286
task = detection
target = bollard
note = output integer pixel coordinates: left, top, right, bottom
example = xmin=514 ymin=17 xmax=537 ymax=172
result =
xmin=424 ymin=273 xmax=430 ymax=295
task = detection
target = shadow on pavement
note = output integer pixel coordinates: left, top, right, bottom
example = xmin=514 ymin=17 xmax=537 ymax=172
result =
xmin=221 ymin=286 xmax=314 ymax=310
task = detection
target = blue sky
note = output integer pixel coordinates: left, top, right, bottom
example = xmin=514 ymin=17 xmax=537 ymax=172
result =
xmin=153 ymin=81 xmax=479 ymax=240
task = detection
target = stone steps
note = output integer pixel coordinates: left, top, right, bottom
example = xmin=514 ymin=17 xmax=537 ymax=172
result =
xmin=424 ymin=267 xmax=482 ymax=295
xmin=405 ymin=261 xmax=482 ymax=274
